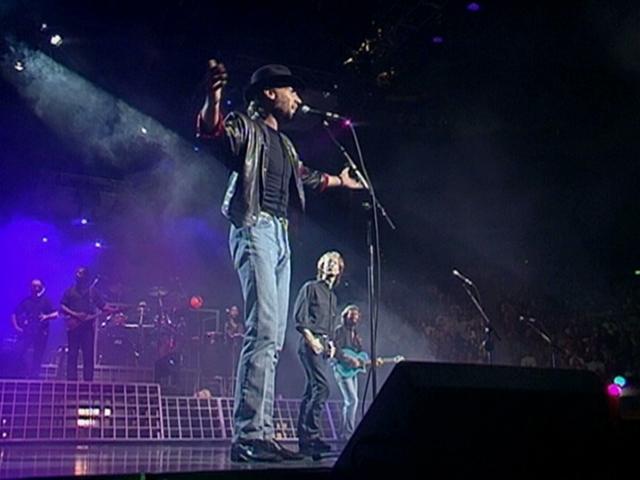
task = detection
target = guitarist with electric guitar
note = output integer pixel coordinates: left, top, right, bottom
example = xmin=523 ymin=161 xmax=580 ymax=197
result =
xmin=332 ymin=305 xmax=404 ymax=440
xmin=60 ymin=267 xmax=120 ymax=381
xmin=11 ymin=279 xmax=58 ymax=378
xmin=294 ymin=251 xmax=345 ymax=458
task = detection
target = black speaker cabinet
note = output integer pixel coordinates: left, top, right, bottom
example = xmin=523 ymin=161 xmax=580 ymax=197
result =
xmin=334 ymin=362 xmax=616 ymax=477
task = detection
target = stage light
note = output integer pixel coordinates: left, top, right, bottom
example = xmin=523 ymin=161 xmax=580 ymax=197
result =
xmin=467 ymin=2 xmax=481 ymax=12
xmin=50 ymin=34 xmax=63 ymax=47
xmin=13 ymin=60 xmax=25 ymax=72
xmin=77 ymin=408 xmax=100 ymax=416
xmin=607 ymin=383 xmax=623 ymax=398
xmin=193 ymin=146 xmax=200 ymax=152
xmin=190 ymin=295 xmax=204 ymax=309
xmin=376 ymin=68 xmax=396 ymax=87
xmin=343 ymin=119 xmax=352 ymax=128
xmin=80 ymin=218 xmax=89 ymax=225
xmin=77 ymin=419 xmax=99 ymax=427
xmin=41 ymin=236 xmax=49 ymax=243
xmin=94 ymin=240 xmax=103 ymax=248
xmin=40 ymin=23 xmax=48 ymax=32
xmin=225 ymin=100 xmax=232 ymax=106
xmin=432 ymin=36 xmax=444 ymax=44
xmin=613 ymin=376 xmax=627 ymax=388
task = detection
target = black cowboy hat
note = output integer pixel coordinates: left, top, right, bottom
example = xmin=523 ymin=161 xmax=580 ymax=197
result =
xmin=244 ymin=64 xmax=305 ymax=102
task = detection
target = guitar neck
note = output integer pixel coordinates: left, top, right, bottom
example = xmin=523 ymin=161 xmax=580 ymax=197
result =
xmin=369 ymin=356 xmax=404 ymax=366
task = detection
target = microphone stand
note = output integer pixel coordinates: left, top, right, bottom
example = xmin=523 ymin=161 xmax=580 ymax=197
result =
xmin=521 ymin=318 xmax=559 ymax=368
xmin=458 ymin=280 xmax=501 ymax=365
xmin=321 ymin=121 xmax=395 ymax=399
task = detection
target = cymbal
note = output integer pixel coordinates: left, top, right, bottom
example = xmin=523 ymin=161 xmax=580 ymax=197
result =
xmin=149 ymin=286 xmax=169 ymax=297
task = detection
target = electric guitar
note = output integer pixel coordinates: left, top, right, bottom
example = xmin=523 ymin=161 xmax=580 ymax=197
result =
xmin=334 ymin=347 xmax=404 ymax=379
xmin=15 ymin=311 xmax=58 ymax=333
xmin=65 ymin=311 xmax=103 ymax=332
xmin=65 ymin=306 xmax=129 ymax=332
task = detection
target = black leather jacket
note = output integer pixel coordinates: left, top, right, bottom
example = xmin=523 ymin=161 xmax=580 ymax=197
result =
xmin=198 ymin=111 xmax=328 ymax=227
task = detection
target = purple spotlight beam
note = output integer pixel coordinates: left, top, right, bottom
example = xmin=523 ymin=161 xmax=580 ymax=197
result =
xmin=467 ymin=2 xmax=481 ymax=12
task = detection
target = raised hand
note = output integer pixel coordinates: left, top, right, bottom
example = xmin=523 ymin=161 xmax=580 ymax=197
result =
xmin=206 ymin=59 xmax=228 ymax=105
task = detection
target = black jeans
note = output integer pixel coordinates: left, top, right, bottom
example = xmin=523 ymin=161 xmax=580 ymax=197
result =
xmin=297 ymin=337 xmax=330 ymax=443
xmin=67 ymin=323 xmax=94 ymax=381
xmin=16 ymin=329 xmax=48 ymax=378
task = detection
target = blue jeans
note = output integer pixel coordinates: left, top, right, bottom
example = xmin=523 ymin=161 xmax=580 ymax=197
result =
xmin=333 ymin=370 xmax=359 ymax=439
xmin=229 ymin=212 xmax=290 ymax=442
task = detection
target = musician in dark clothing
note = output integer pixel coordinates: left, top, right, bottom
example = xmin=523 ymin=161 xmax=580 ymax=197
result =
xmin=225 ymin=305 xmax=245 ymax=347
xmin=60 ymin=267 xmax=112 ymax=381
xmin=294 ymin=251 xmax=344 ymax=456
xmin=11 ymin=279 xmax=58 ymax=378
xmin=332 ymin=304 xmax=364 ymax=440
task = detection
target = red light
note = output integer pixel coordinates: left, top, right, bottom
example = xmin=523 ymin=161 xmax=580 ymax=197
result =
xmin=190 ymin=296 xmax=204 ymax=309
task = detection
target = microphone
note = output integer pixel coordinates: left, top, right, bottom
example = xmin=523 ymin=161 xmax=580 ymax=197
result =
xmin=299 ymin=104 xmax=349 ymax=121
xmin=452 ymin=269 xmax=474 ymax=286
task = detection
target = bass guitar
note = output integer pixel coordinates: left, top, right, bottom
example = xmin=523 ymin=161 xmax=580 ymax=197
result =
xmin=334 ymin=347 xmax=404 ymax=379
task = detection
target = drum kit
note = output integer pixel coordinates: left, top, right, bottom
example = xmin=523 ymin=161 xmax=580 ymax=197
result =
xmin=96 ymin=283 xmax=237 ymax=394
xmin=97 ymin=286 xmax=187 ymax=369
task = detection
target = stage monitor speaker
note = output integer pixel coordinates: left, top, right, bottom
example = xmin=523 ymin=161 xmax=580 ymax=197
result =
xmin=334 ymin=362 xmax=617 ymax=477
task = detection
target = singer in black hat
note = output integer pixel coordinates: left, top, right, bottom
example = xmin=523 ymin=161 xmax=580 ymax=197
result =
xmin=197 ymin=61 xmax=362 ymax=462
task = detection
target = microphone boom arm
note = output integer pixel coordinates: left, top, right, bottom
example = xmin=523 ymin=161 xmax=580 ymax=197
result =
xmin=321 ymin=121 xmax=396 ymax=230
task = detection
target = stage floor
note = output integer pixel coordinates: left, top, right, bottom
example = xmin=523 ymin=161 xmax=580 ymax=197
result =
xmin=0 ymin=442 xmax=338 ymax=479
